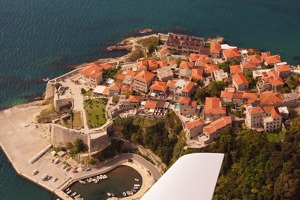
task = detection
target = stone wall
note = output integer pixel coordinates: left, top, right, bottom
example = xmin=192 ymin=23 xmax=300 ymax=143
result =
xmin=45 ymin=83 xmax=55 ymax=99
xmin=89 ymin=133 xmax=110 ymax=153
xmin=51 ymin=124 xmax=88 ymax=147
xmin=54 ymin=96 xmax=73 ymax=111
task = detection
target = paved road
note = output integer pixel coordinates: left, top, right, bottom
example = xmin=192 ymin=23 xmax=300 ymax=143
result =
xmin=71 ymin=153 xmax=162 ymax=182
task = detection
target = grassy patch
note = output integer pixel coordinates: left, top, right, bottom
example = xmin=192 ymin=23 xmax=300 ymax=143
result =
xmin=59 ymin=111 xmax=83 ymax=130
xmin=37 ymin=100 xmax=71 ymax=123
xmin=82 ymin=89 xmax=93 ymax=97
xmin=137 ymin=36 xmax=158 ymax=47
xmin=113 ymin=68 xmax=123 ymax=80
xmin=84 ymin=99 xmax=107 ymax=129
xmin=265 ymin=131 xmax=285 ymax=143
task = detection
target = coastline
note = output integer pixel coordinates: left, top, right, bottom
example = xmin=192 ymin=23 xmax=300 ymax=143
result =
xmin=0 ymin=104 xmax=160 ymax=200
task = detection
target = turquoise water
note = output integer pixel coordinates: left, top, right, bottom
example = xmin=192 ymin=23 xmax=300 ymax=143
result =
xmin=1 ymin=0 xmax=300 ymax=199
xmin=69 ymin=166 xmax=142 ymax=200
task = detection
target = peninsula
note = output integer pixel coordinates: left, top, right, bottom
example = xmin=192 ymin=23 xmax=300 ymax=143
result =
xmin=1 ymin=31 xmax=300 ymax=200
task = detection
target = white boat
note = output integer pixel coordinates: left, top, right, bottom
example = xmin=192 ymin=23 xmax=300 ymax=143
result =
xmin=79 ymin=180 xmax=85 ymax=184
xmin=134 ymin=184 xmax=141 ymax=187
xmin=126 ymin=191 xmax=131 ymax=196
xmin=134 ymin=178 xmax=139 ymax=182
xmin=102 ymin=174 xmax=108 ymax=179
xmin=67 ymin=190 xmax=72 ymax=194
xmin=71 ymin=192 xmax=77 ymax=197
xmin=123 ymin=192 xmax=127 ymax=197
xmin=65 ymin=188 xmax=70 ymax=192
xmin=107 ymin=192 xmax=111 ymax=197
xmin=43 ymin=78 xmax=50 ymax=82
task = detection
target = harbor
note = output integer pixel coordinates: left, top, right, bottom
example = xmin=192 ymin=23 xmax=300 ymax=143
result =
xmin=0 ymin=105 xmax=160 ymax=200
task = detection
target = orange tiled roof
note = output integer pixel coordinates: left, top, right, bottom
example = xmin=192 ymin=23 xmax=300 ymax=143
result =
xmin=191 ymin=69 xmax=204 ymax=80
xmin=243 ymin=92 xmax=259 ymax=99
xmin=136 ymin=60 xmax=148 ymax=71
xmin=196 ymin=57 xmax=213 ymax=67
xmin=103 ymin=87 xmax=109 ymax=95
xmin=260 ymin=92 xmax=283 ymax=105
xmin=128 ymin=95 xmax=141 ymax=103
xmin=205 ymin=97 xmax=226 ymax=115
xmin=148 ymin=59 xmax=158 ymax=70
xmin=185 ymin=119 xmax=204 ymax=129
xmin=203 ymin=116 xmax=232 ymax=135
xmin=150 ymin=81 xmax=167 ymax=92
xmin=126 ymin=70 xmax=136 ymax=76
xmin=232 ymin=73 xmax=249 ymax=86
xmin=189 ymin=54 xmax=207 ymax=62
xmin=242 ymin=61 xmax=257 ymax=69
xmin=230 ymin=65 xmax=242 ymax=74
xmin=189 ymin=101 xmax=197 ymax=107
xmin=159 ymin=48 xmax=170 ymax=55
xmin=264 ymin=55 xmax=281 ymax=65
xmin=178 ymin=97 xmax=191 ymax=104
xmin=262 ymin=70 xmax=284 ymax=86
xmin=205 ymin=64 xmax=219 ymax=74
xmin=276 ymin=64 xmax=290 ymax=72
xmin=121 ymin=85 xmax=133 ymax=92
xmin=117 ymin=74 xmax=126 ymax=81
xmin=270 ymin=107 xmax=281 ymax=119
xmin=222 ymin=48 xmax=240 ymax=59
xmin=248 ymin=106 xmax=264 ymax=115
xmin=247 ymin=54 xmax=262 ymax=64
xmin=158 ymin=61 xmax=168 ymax=68
xmin=100 ymin=63 xmax=113 ymax=70
xmin=210 ymin=43 xmax=221 ymax=54
xmin=181 ymin=81 xmax=196 ymax=93
xmin=220 ymin=91 xmax=243 ymax=100
xmin=180 ymin=61 xmax=194 ymax=69
xmin=144 ymin=100 xmax=157 ymax=109
xmin=80 ymin=63 xmax=103 ymax=79
xmin=261 ymin=52 xmax=271 ymax=60
xmin=268 ymin=71 xmax=284 ymax=86
xmin=109 ymin=82 xmax=121 ymax=90
xmin=134 ymin=70 xmax=155 ymax=83
xmin=166 ymin=80 xmax=176 ymax=88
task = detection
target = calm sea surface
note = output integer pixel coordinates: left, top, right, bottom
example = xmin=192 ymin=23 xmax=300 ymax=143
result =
xmin=1 ymin=0 xmax=300 ymax=199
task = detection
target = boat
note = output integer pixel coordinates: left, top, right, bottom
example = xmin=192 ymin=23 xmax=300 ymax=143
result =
xmin=65 ymin=188 xmax=70 ymax=192
xmin=107 ymin=192 xmax=111 ymax=197
xmin=139 ymin=28 xmax=153 ymax=34
xmin=67 ymin=190 xmax=72 ymax=195
xmin=79 ymin=180 xmax=85 ymax=184
xmin=126 ymin=191 xmax=131 ymax=196
xmin=134 ymin=184 xmax=141 ymax=187
xmin=123 ymin=192 xmax=127 ymax=197
xmin=134 ymin=178 xmax=139 ymax=182
xmin=43 ymin=78 xmax=50 ymax=82
xmin=71 ymin=192 xmax=77 ymax=197
xmin=102 ymin=174 xmax=108 ymax=179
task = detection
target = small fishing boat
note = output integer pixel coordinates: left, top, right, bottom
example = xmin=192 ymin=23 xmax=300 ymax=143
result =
xmin=139 ymin=29 xmax=153 ymax=34
xmin=123 ymin=192 xmax=127 ymax=197
xmin=134 ymin=178 xmax=139 ymax=182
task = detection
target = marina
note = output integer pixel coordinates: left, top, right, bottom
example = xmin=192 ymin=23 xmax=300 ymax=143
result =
xmin=69 ymin=166 xmax=142 ymax=200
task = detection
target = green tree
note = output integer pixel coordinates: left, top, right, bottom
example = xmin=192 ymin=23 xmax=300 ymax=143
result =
xmin=73 ymin=139 xmax=88 ymax=154
xmin=128 ymin=50 xmax=144 ymax=61
xmin=195 ymin=88 xmax=208 ymax=103
xmin=207 ymin=81 xmax=227 ymax=97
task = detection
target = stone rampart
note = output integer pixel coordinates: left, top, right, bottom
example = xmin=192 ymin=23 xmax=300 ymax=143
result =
xmin=51 ymin=124 xmax=88 ymax=147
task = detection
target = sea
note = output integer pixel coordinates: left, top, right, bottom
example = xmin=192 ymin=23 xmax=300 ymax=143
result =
xmin=0 ymin=0 xmax=300 ymax=199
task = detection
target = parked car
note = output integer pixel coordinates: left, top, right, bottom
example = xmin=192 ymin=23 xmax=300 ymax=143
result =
xmin=72 ymin=169 xmax=78 ymax=173
xmin=53 ymin=178 xmax=58 ymax=182
xmin=85 ymin=167 xmax=91 ymax=171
